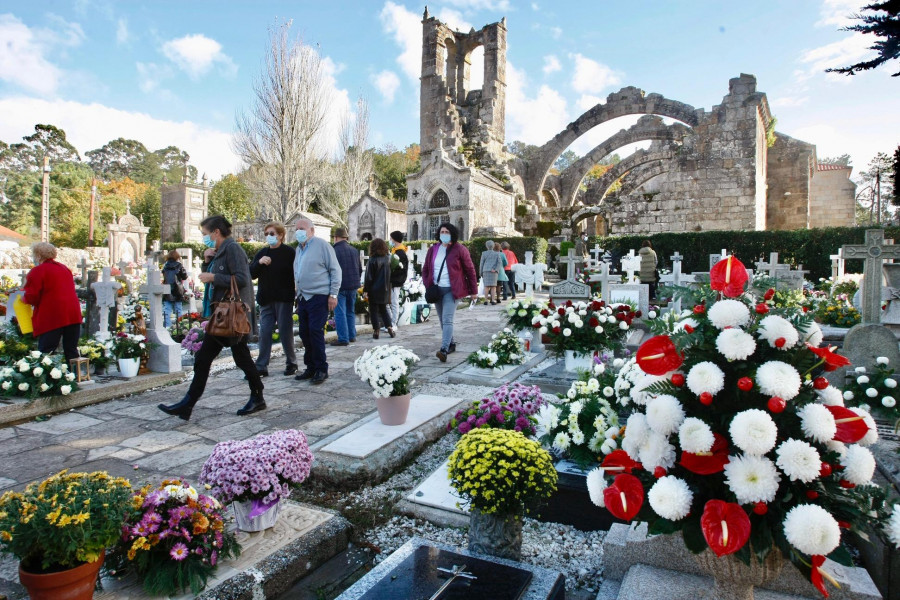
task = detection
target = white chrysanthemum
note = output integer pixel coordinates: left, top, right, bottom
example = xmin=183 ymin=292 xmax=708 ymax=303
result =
xmin=817 ymin=386 xmax=844 ymax=407
xmin=674 ymin=317 xmax=699 ymax=333
xmin=798 ymin=403 xmax=837 ymax=443
xmin=570 ymin=400 xmax=584 ymax=415
xmin=857 ymin=375 xmax=870 ymax=385
xmin=571 ymin=429 xmax=586 ymax=445
xmin=800 ymin=321 xmax=824 ymax=347
xmin=49 ymin=368 xmax=62 ymax=380
xmin=775 ymin=439 xmax=821 ymax=483
xmin=679 ymin=417 xmax=715 ymax=453
xmin=855 ymin=366 xmax=867 ymax=373
xmin=758 ymin=315 xmax=799 ymax=349
xmin=825 ymin=440 xmax=847 ymax=457
xmin=843 ymin=390 xmax=855 ymax=401
xmin=783 ymin=504 xmax=841 ymax=556
xmin=724 ymin=454 xmax=781 ymax=504
xmin=886 ymin=378 xmax=897 ymax=389
xmin=648 ymin=476 xmax=693 ymax=521
xmin=638 ymin=431 xmax=677 ymax=471
xmin=60 ymin=385 xmax=71 ymax=395
xmin=715 ymin=329 xmax=757 ymax=361
xmin=603 ymin=386 xmax=615 ymax=398
xmin=686 ymin=362 xmax=725 ymax=397
xmin=553 ymin=432 xmax=571 ymax=452
xmin=730 ymin=409 xmax=778 ymax=455
xmin=646 ymin=395 xmax=685 ymax=436
xmin=884 ymin=397 xmax=897 ymax=408
xmin=586 ymin=467 xmax=607 ymax=507
xmin=866 ymin=387 xmax=878 ymax=398
xmin=622 ymin=413 xmax=650 ymax=459
xmin=535 ymin=404 xmax=562 ymax=438
xmin=707 ymin=299 xmax=751 ymax=329
xmin=840 ymin=444 xmax=876 ymax=485
xmin=630 ymin=373 xmax=666 ymax=406
xmin=756 ymin=361 xmax=802 ymax=400
xmin=877 ymin=356 xmax=890 ymax=365
xmin=848 ymin=407 xmax=878 ymax=447
xmin=887 ymin=505 xmax=900 ymax=547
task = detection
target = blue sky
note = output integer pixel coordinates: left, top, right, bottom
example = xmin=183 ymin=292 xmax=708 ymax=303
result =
xmin=0 ymin=0 xmax=897 ymax=180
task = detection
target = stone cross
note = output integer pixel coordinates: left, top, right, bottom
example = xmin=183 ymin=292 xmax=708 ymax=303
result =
xmin=139 ymin=268 xmax=182 ymax=373
xmin=524 ymin=251 xmax=533 ymax=266
xmin=830 ymin=249 xmax=845 ymax=279
xmin=843 ymin=229 xmax=900 ymax=324
xmin=413 ymin=247 xmax=428 ymax=270
xmin=117 ymin=259 xmax=129 ymax=275
xmin=620 ymin=250 xmax=641 ymax=284
xmin=78 ymin=257 xmax=90 ymax=285
xmin=513 ymin=252 xmax=547 ymax=299
xmin=91 ymin=268 xmax=122 ymax=341
xmin=589 ymin=262 xmax=613 ymax=302
xmin=558 ymin=249 xmax=585 ymax=281
xmin=589 ymin=244 xmax=605 ymax=268
xmin=670 ymin=252 xmax=684 ymax=312
xmin=755 ymin=252 xmax=788 ymax=279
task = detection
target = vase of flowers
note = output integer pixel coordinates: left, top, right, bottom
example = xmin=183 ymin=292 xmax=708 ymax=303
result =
xmin=448 ymin=428 xmax=557 ymax=560
xmin=180 ymin=321 xmax=207 ymax=356
xmin=402 ymin=277 xmax=426 ymax=303
xmin=466 ymin=329 xmax=526 ymax=372
xmin=535 ymin=299 xmax=633 ymax=367
xmin=448 ymin=383 xmax=546 ymax=437
xmin=199 ymin=430 xmax=313 ymax=532
xmin=354 ymin=345 xmax=420 ymax=425
xmin=77 ymin=338 xmax=111 ymax=375
xmin=0 ymin=351 xmax=77 ymax=399
xmin=0 ymin=470 xmax=132 ymax=600
xmin=108 ymin=479 xmax=240 ymax=597
xmin=108 ymin=332 xmax=146 ymax=378
xmin=587 ymin=256 xmax=900 ymax=599
xmin=505 ymin=298 xmax=546 ymax=332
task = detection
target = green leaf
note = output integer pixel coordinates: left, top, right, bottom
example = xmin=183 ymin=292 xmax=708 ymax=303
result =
xmin=828 ymin=544 xmax=853 ymax=567
xmin=682 ymin=515 xmax=707 ymax=554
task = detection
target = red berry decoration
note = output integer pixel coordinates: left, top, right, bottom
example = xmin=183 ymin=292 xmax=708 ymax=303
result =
xmin=764 ymin=288 xmax=776 ymax=301
xmin=671 ymin=373 xmax=685 ymax=387
xmin=767 ymin=396 xmax=786 ymax=413
xmin=737 ymin=377 xmax=753 ymax=392
xmin=819 ymin=462 xmax=833 ymax=477
xmin=693 ymin=304 xmax=706 ymax=315
xmin=654 ymin=466 xmax=667 ymax=478
xmin=684 ymin=325 xmax=695 ymax=334
xmin=839 ymin=480 xmax=856 ymax=489
xmin=837 ymin=520 xmax=851 ymax=529
xmin=755 ymin=303 xmax=769 ymax=315
xmin=752 ymin=502 xmax=768 ymax=515
xmin=699 ymin=392 xmax=713 ymax=406
xmin=813 ymin=377 xmax=829 ymax=390
xmin=774 ymin=337 xmax=786 ymax=348
xmin=806 ymin=490 xmax=819 ymax=500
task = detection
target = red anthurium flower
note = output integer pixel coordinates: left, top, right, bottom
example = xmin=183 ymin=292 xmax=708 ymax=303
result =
xmin=601 ymin=450 xmax=642 ymax=474
xmin=807 ymin=344 xmax=851 ymax=372
xmin=810 ymin=554 xmax=839 ymax=598
xmin=825 ymin=405 xmax=869 ymax=443
xmin=701 ymin=500 xmax=751 ymax=557
xmin=681 ymin=434 xmax=730 ymax=474
xmin=671 ymin=373 xmax=685 ymax=387
xmin=636 ymin=335 xmax=684 ymax=376
xmin=603 ymin=474 xmax=644 ymax=521
xmin=710 ymin=256 xmax=749 ymax=298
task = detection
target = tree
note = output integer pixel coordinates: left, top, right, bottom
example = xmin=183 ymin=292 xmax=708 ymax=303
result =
xmin=372 ymin=144 xmax=420 ymax=200
xmin=209 ymin=174 xmax=254 ymax=224
xmin=554 ymin=149 xmax=580 ymax=171
xmin=506 ymin=140 xmax=541 ymax=162
xmin=23 ymin=124 xmax=80 ymax=165
xmin=827 ymin=1 xmax=900 ymax=76
xmin=86 ymin=138 xmax=150 ymax=182
xmin=319 ymin=96 xmax=373 ymax=227
xmin=234 ymin=21 xmax=333 ymax=222
xmin=892 ymin=144 xmax=900 ymax=205
xmin=856 ymin=152 xmax=896 ymax=224
xmin=819 ymin=154 xmax=852 ymax=166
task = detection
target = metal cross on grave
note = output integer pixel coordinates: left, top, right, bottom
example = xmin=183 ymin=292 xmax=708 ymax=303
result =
xmin=429 ymin=564 xmax=477 ymax=600
xmin=558 ymin=249 xmax=585 ymax=282
xmin=830 ymin=248 xmax=845 ymax=279
xmin=843 ymin=229 xmax=900 ymax=324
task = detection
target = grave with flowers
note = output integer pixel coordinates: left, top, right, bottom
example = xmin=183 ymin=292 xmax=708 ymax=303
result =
xmin=447 ymin=328 xmax=544 ymax=386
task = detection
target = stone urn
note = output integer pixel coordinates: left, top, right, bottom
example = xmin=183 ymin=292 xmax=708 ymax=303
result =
xmin=467 ymin=508 xmax=523 ymax=561
xmin=693 ymin=548 xmax=784 ymax=600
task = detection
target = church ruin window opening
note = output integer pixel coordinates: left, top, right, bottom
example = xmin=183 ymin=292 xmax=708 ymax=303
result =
xmin=429 ymin=189 xmax=450 ymax=209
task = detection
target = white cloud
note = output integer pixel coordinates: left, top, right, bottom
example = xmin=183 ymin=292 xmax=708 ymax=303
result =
xmin=816 ymin=0 xmax=862 ymax=28
xmin=0 ymin=96 xmax=238 ymax=178
xmin=799 ymin=33 xmax=873 ymax=81
xmin=531 ymin=3 xmax=540 ymax=10
xmin=576 ymin=94 xmax=602 ymax=111
xmin=550 ymin=26 xmax=562 ymax=39
xmin=441 ymin=0 xmax=510 ymax=9
xmin=319 ymin=56 xmax=352 ymax=158
xmin=372 ymin=70 xmax=401 ymax=103
xmin=380 ymin=1 xmax=423 ymax=81
xmin=437 ymin=8 xmax=473 ymax=32
xmin=135 ymin=62 xmax=172 ymax=93
xmin=542 ymin=54 xmax=561 ymax=74
xmin=116 ymin=18 xmax=129 ymax=44
xmin=505 ymin=62 xmax=569 ymax=144
xmin=569 ymin=53 xmax=622 ymax=94
xmin=0 ymin=14 xmax=61 ymax=95
xmin=162 ymin=33 xmax=237 ymax=79
xmin=769 ymin=95 xmax=809 ymax=108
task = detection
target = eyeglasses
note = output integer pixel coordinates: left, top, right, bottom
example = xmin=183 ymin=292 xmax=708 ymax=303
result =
xmin=264 ymin=231 xmax=277 ymax=236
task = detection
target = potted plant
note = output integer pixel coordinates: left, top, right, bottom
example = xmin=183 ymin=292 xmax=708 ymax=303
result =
xmin=180 ymin=321 xmax=207 ymax=362
xmin=505 ymin=298 xmax=547 ymax=353
xmin=108 ymin=332 xmax=146 ymax=378
xmin=841 ymin=357 xmax=899 ymax=428
xmin=466 ymin=329 xmax=527 ymax=373
xmin=0 ymin=351 xmax=77 ymax=399
xmin=535 ymin=299 xmax=633 ymax=371
xmin=77 ymin=338 xmax=112 ymax=376
xmin=588 ymin=256 xmax=900 ymax=599
xmin=199 ymin=430 xmax=313 ymax=532
xmin=447 ymin=428 xmax=557 ymax=560
xmin=107 ymin=479 xmax=241 ymax=596
xmin=447 ymin=382 xmax=546 ymax=437
xmin=0 ymin=470 xmax=132 ymax=600
xmin=354 ymin=345 xmax=420 ymax=425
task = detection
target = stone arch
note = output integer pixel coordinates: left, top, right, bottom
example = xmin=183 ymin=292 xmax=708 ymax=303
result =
xmin=579 ymin=145 xmax=680 ymax=205
xmin=614 ymin=161 xmax=672 ymax=198
xmin=540 ymin=188 xmax=559 ymax=208
xmin=557 ymin=117 xmax=690 ymax=206
xmin=360 ymin=232 xmax=373 ymax=241
xmin=523 ymin=87 xmax=701 ymax=201
xmin=358 ymin=208 xmax=375 ymax=240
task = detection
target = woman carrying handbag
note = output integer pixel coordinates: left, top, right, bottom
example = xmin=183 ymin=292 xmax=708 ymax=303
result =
xmin=158 ymin=215 xmax=265 ymax=421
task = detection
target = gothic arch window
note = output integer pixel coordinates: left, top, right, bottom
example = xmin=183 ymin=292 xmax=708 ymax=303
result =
xmin=429 ymin=189 xmax=450 ymax=209
xmin=457 ymin=218 xmax=466 ymax=241
xmin=411 ymin=221 xmax=419 ymax=241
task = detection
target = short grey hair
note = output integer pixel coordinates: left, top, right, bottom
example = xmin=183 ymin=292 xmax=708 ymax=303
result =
xmin=32 ymin=242 xmax=57 ymax=262
xmin=485 ymin=240 xmax=494 ymax=250
xmin=500 ymin=241 xmax=510 ymax=250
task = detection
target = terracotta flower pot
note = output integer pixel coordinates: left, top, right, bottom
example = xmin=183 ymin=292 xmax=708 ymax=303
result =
xmin=694 ymin=547 xmax=784 ymax=600
xmin=19 ymin=551 xmax=105 ymax=600
xmin=375 ymin=393 xmax=411 ymax=425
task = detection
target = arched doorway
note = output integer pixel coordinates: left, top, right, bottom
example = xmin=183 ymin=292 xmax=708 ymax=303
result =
xmin=428 ymin=190 xmax=450 ymax=240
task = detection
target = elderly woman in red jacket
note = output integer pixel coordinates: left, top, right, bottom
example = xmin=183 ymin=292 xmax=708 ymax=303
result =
xmin=23 ymin=242 xmax=83 ymax=361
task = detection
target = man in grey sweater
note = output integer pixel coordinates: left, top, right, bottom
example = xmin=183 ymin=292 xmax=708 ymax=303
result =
xmin=292 ymin=218 xmax=341 ymax=385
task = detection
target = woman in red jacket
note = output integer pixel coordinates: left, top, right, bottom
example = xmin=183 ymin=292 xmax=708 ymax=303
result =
xmin=22 ymin=243 xmax=83 ymax=361
xmin=421 ymin=222 xmax=478 ymax=362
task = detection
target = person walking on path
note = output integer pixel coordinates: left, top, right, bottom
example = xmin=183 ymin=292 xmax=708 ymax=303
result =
xmin=364 ymin=238 xmax=396 ymax=339
xmin=250 ymin=221 xmax=298 ymax=377
xmin=158 ymin=215 xmax=265 ymax=420
xmin=479 ymin=240 xmax=503 ymax=305
xmin=500 ymin=242 xmax=518 ymax=300
xmin=161 ymin=250 xmax=188 ymax=328
xmin=388 ymin=231 xmax=409 ymax=329
xmin=293 ymin=218 xmax=341 ymax=385
xmin=639 ymin=240 xmax=659 ymax=300
xmin=23 ymin=242 xmax=83 ymax=361
xmin=496 ymin=249 xmax=508 ymax=304
xmin=422 ymin=222 xmax=478 ymax=362
xmin=331 ymin=228 xmax=361 ymax=347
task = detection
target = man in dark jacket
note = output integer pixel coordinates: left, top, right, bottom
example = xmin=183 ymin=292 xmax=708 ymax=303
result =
xmin=331 ymin=228 xmax=362 ymax=346
xmin=249 ymin=222 xmax=297 ymax=376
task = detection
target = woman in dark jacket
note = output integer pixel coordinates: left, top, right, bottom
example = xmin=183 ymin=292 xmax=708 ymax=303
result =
xmin=388 ymin=231 xmax=409 ymax=329
xmin=161 ymin=249 xmax=188 ymax=328
xmin=158 ymin=215 xmax=264 ymax=421
xmin=364 ymin=238 xmax=395 ymax=339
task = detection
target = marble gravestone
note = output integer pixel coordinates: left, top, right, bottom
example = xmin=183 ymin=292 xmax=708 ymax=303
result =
xmin=549 ymin=250 xmax=590 ymax=302
xmin=608 ymin=283 xmax=650 ymax=317
xmin=512 ymin=251 xmax=547 ymax=298
xmin=139 ymin=268 xmax=182 ymax=373
xmin=619 ymin=250 xmax=641 ymax=284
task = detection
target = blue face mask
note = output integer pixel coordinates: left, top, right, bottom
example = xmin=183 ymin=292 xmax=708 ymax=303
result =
xmin=202 ymin=234 xmax=215 ymax=248
xmin=440 ymin=233 xmax=451 ymax=244
xmin=295 ymin=230 xmax=307 ymax=244
xmin=265 ymin=235 xmax=278 ymax=246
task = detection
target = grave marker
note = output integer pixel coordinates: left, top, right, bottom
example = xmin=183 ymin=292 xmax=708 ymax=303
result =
xmin=139 ymin=268 xmax=182 ymax=373
xmin=620 ymin=250 xmax=641 ymax=284
xmin=90 ymin=268 xmax=122 ymax=341
xmin=830 ymin=249 xmax=845 ymax=279
xmin=512 ymin=251 xmax=547 ymax=298
xmin=709 ymin=248 xmax=728 ymax=270
xmin=549 ymin=249 xmax=590 ymax=302
xmin=589 ymin=244 xmax=605 ymax=268
xmin=588 ymin=262 xmax=613 ymax=303
xmin=843 ymin=229 xmax=900 ymax=324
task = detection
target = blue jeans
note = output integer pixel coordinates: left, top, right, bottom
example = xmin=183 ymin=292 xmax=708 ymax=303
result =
xmin=163 ymin=300 xmax=182 ymax=328
xmin=333 ymin=289 xmax=357 ymax=343
xmin=436 ymin=286 xmax=457 ymax=352
xmin=296 ymin=294 xmax=329 ymax=374
xmin=256 ymin=301 xmax=297 ymax=370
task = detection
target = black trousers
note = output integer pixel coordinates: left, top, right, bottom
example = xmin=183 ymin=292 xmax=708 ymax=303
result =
xmin=38 ymin=323 xmax=80 ymax=362
xmin=502 ymin=271 xmax=517 ymax=299
xmin=188 ymin=334 xmax=262 ymax=400
xmin=369 ymin=302 xmax=393 ymax=330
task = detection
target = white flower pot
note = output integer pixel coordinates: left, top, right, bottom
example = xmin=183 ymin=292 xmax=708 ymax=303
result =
xmin=564 ymin=350 xmax=594 ymax=373
xmin=232 ymin=498 xmax=281 ymax=532
xmin=117 ymin=358 xmax=139 ymax=378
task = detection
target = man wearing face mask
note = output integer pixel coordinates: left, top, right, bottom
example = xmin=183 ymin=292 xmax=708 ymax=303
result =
xmin=249 ymin=222 xmax=297 ymax=377
xmin=292 ymin=218 xmax=341 ymax=385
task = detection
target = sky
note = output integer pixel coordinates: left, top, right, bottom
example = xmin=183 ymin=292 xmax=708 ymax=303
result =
xmin=0 ymin=0 xmax=897 ymax=182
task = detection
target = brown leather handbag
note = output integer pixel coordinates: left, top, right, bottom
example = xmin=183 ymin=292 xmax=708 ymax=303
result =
xmin=206 ymin=276 xmax=251 ymax=337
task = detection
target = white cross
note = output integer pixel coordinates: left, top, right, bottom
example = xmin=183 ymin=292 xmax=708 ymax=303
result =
xmin=589 ymin=244 xmax=604 ymax=268
xmin=139 ymin=267 xmax=182 ymax=373
xmin=117 ymin=259 xmax=129 ymax=274
xmin=139 ymin=268 xmax=171 ymax=332
xmin=669 ymin=252 xmax=683 ymax=312
xmin=91 ymin=267 xmax=122 ymax=341
xmin=589 ymin=262 xmax=613 ymax=302
xmin=620 ymin=250 xmax=641 ymax=284
xmin=830 ymin=248 xmax=845 ymax=279
xmin=359 ymin=249 xmax=369 ymax=270
xmin=755 ymin=252 xmax=787 ymax=279
xmin=558 ymin=249 xmax=585 ymax=281
xmin=524 ymin=251 xmax=534 ymax=266
xmin=843 ymin=229 xmax=900 ymax=324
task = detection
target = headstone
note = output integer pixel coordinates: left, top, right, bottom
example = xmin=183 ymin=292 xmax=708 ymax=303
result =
xmin=588 ymin=261 xmax=613 ymax=303
xmin=827 ymin=323 xmax=900 ymax=387
xmin=843 ymin=229 xmax=900 ymax=324
xmin=77 ymin=256 xmax=90 ymax=285
xmin=359 ymin=249 xmax=369 ymax=270
xmin=668 ymin=252 xmax=684 ymax=313
xmin=117 ymin=259 xmax=130 ymax=275
xmin=620 ymin=250 xmax=641 ymax=284
xmin=139 ymin=268 xmax=182 ymax=373
xmin=754 ymin=251 xmax=788 ymax=279
xmin=83 ymin=270 xmax=99 ymax=336
xmin=880 ymin=264 xmax=900 ymax=330
xmin=608 ymin=283 xmax=650 ymax=316
xmin=557 ymin=249 xmax=584 ymax=281
xmin=176 ymin=247 xmax=194 ymax=271
xmin=709 ymin=248 xmax=728 ymax=270
xmin=549 ymin=249 xmax=590 ymax=301
xmin=830 ymin=248 xmax=845 ymax=279
xmin=91 ymin=268 xmax=122 ymax=341
xmin=589 ymin=244 xmax=605 ymax=268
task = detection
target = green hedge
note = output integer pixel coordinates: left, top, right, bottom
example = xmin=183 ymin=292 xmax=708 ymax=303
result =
xmin=596 ymin=226 xmax=897 ymax=281
xmin=462 ymin=237 xmax=548 ymax=271
xmin=162 ymin=241 xmax=268 ymax=262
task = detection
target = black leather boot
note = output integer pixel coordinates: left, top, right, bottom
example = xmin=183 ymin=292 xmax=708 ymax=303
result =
xmin=237 ymin=388 xmax=267 ymax=416
xmin=158 ymin=394 xmax=198 ymax=421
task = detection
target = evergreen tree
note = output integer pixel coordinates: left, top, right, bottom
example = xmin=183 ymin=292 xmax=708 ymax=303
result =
xmin=827 ymin=1 xmax=900 ymax=76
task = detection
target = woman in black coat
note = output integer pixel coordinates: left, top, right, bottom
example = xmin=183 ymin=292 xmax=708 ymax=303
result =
xmin=363 ymin=238 xmax=395 ymax=339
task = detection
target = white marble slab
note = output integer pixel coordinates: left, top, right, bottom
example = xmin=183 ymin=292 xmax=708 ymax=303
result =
xmin=405 ymin=457 xmax=467 ymax=515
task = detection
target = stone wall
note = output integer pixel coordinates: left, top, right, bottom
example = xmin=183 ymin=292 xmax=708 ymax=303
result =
xmin=765 ymin=133 xmax=815 ymax=230
xmin=160 ymin=181 xmax=209 ymax=243
xmin=347 ymin=192 xmax=408 ymax=242
xmin=809 ymin=166 xmax=856 ymax=228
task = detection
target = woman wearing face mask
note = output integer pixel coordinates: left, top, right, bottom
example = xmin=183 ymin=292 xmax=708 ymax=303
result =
xmin=421 ymin=223 xmax=478 ymax=362
xmin=249 ymin=222 xmax=297 ymax=377
xmin=22 ymin=242 xmax=83 ymax=362
xmin=158 ymin=215 xmax=265 ymax=421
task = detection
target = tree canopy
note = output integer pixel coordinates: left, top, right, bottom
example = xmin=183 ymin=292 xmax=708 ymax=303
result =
xmin=827 ymin=1 xmax=900 ymax=76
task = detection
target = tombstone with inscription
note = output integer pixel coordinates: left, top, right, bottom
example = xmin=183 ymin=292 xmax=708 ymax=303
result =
xmin=843 ymin=229 xmax=900 ymax=324
xmin=139 ymin=268 xmax=182 ymax=373
xmin=91 ymin=268 xmax=122 ymax=341
xmin=549 ymin=250 xmax=590 ymax=302
xmin=709 ymin=248 xmax=728 ymax=270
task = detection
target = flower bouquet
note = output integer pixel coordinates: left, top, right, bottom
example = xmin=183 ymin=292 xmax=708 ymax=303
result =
xmin=107 ymin=479 xmax=241 ymax=596
xmin=354 ymin=345 xmax=419 ymax=398
xmin=505 ymin=298 xmax=546 ymax=331
xmin=180 ymin=322 xmax=207 ymax=355
xmin=0 ymin=321 xmax=35 ymax=365
xmin=448 ymin=383 xmax=546 ymax=437
xmin=78 ymin=337 xmax=112 ymax=371
xmin=199 ymin=430 xmax=313 ymax=531
xmin=402 ymin=277 xmax=426 ymax=303
xmin=587 ymin=256 xmax=898 ymax=598
xmin=842 ymin=357 xmax=899 ymax=426
xmin=0 ymin=351 xmax=77 ymax=399
xmin=536 ymin=299 xmax=633 ymax=359
xmin=467 ymin=329 xmax=526 ymax=369
xmin=109 ymin=332 xmax=147 ymax=359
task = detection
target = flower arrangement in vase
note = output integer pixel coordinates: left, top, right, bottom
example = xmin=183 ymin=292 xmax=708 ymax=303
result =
xmin=77 ymin=337 xmax=112 ymax=373
xmin=535 ymin=299 xmax=634 ymax=360
xmin=107 ymin=479 xmax=240 ymax=596
xmin=0 ymin=351 xmax=77 ymax=399
xmin=354 ymin=345 xmax=420 ymax=425
xmin=180 ymin=322 xmax=207 ymax=355
xmin=587 ymin=256 xmax=900 ymax=598
xmin=108 ymin=332 xmax=147 ymax=359
xmin=401 ymin=277 xmax=426 ymax=303
xmin=467 ymin=329 xmax=526 ymax=370
xmin=447 ymin=383 xmax=546 ymax=437
xmin=505 ymin=298 xmax=546 ymax=331
xmin=199 ymin=430 xmax=313 ymax=532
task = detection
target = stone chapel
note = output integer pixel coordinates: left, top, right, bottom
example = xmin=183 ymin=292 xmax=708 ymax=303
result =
xmin=347 ymin=177 xmax=408 ymax=241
